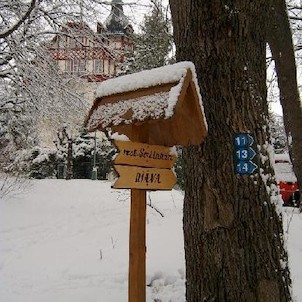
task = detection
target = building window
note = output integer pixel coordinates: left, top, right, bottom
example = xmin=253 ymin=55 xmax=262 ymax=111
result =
xmin=77 ymin=60 xmax=86 ymax=73
xmin=65 ymin=60 xmax=72 ymax=73
xmin=115 ymin=41 xmax=121 ymax=49
xmin=65 ymin=60 xmax=86 ymax=74
xmin=93 ymin=59 xmax=104 ymax=74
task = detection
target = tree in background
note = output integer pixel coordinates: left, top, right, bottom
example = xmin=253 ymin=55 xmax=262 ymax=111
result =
xmin=121 ymin=0 xmax=173 ymax=73
xmin=170 ymin=0 xmax=291 ymax=300
xmin=269 ymin=112 xmax=288 ymax=153
xmin=287 ymin=0 xmax=302 ymax=80
xmin=0 ymin=0 xmax=133 ymax=174
xmin=72 ymin=129 xmax=115 ymax=180
xmin=1 ymin=0 xmax=173 ymax=178
xmin=0 ymin=0 xmax=94 ymax=105
xmin=54 ymin=126 xmax=115 ymax=180
xmin=0 ymin=1 xmax=96 ymax=172
xmin=55 ymin=125 xmax=74 ymax=180
xmin=0 ymin=79 xmax=38 ymax=171
xmin=267 ymin=0 xmax=302 ymax=194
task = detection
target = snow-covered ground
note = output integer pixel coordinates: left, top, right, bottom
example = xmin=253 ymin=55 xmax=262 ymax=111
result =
xmin=0 ymin=179 xmax=301 ymax=301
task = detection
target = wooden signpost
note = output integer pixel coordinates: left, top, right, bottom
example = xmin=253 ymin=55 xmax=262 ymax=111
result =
xmin=84 ymin=62 xmax=208 ymax=302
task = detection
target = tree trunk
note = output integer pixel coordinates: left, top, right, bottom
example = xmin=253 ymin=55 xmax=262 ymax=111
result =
xmin=267 ymin=0 xmax=302 ymax=190
xmin=66 ymin=139 xmax=73 ymax=180
xmin=169 ymin=1 xmax=292 ymax=301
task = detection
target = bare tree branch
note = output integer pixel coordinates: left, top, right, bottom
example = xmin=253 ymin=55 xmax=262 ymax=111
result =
xmin=290 ymin=16 xmax=302 ymax=21
xmin=0 ymin=0 xmax=36 ymax=39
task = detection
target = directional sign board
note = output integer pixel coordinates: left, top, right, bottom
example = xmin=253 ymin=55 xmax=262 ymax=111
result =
xmin=113 ymin=165 xmax=176 ymax=190
xmin=233 ymin=133 xmax=258 ymax=175
xmin=235 ymin=161 xmax=258 ymax=175
xmin=113 ymin=140 xmax=177 ymax=169
xmin=234 ymin=147 xmax=256 ymax=161
xmin=234 ymin=133 xmax=254 ymax=147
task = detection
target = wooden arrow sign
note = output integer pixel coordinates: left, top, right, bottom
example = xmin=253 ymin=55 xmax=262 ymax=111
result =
xmin=113 ymin=165 xmax=176 ymax=190
xmin=113 ymin=140 xmax=177 ymax=169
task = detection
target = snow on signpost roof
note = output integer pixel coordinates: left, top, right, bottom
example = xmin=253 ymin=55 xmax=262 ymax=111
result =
xmin=95 ymin=61 xmax=196 ymax=98
xmin=85 ymin=61 xmax=208 ymax=147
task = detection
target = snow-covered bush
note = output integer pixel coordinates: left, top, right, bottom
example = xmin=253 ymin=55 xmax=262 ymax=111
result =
xmin=72 ymin=132 xmax=96 ymax=179
xmin=54 ymin=127 xmax=116 ymax=180
xmin=3 ymin=125 xmax=116 ymax=180
xmin=72 ymin=131 xmax=116 ymax=180
xmin=6 ymin=147 xmax=57 ymax=179
xmin=30 ymin=147 xmax=57 ymax=179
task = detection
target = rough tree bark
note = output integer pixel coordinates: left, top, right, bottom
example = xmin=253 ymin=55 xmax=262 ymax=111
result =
xmin=169 ymin=0 xmax=292 ymax=301
xmin=267 ymin=0 xmax=302 ymax=191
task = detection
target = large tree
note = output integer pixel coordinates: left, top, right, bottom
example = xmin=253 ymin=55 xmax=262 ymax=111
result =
xmin=170 ymin=1 xmax=292 ymax=301
xmin=267 ymin=0 xmax=302 ymax=190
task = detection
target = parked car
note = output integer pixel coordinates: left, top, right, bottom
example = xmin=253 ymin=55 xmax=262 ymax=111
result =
xmin=274 ymin=153 xmax=300 ymax=207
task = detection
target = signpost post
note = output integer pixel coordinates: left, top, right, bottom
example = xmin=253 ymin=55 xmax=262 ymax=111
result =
xmin=129 ymin=188 xmax=146 ymax=302
xmin=127 ymin=125 xmax=148 ymax=302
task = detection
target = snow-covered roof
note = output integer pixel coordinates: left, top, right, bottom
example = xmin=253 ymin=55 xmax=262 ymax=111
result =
xmin=85 ymin=61 xmax=208 ymax=147
xmin=95 ymin=61 xmax=196 ymax=98
xmin=274 ymin=153 xmax=291 ymax=163
xmin=274 ymin=153 xmax=297 ymax=183
xmin=274 ymin=162 xmax=297 ymax=183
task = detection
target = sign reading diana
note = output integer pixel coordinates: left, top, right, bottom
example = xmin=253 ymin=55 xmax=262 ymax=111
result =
xmin=113 ymin=165 xmax=176 ymax=190
xmin=234 ymin=133 xmax=258 ymax=175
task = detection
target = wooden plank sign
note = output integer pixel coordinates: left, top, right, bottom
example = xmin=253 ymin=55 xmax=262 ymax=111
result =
xmin=114 ymin=140 xmax=177 ymax=169
xmin=113 ymin=165 xmax=176 ymax=190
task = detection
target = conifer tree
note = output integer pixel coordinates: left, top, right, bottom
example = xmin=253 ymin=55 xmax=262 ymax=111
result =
xmin=122 ymin=0 xmax=173 ymax=73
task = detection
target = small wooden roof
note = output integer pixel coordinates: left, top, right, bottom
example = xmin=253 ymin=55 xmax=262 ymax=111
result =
xmin=85 ymin=61 xmax=207 ymax=147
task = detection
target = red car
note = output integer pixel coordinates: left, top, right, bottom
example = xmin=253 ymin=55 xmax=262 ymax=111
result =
xmin=274 ymin=153 xmax=300 ymax=206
